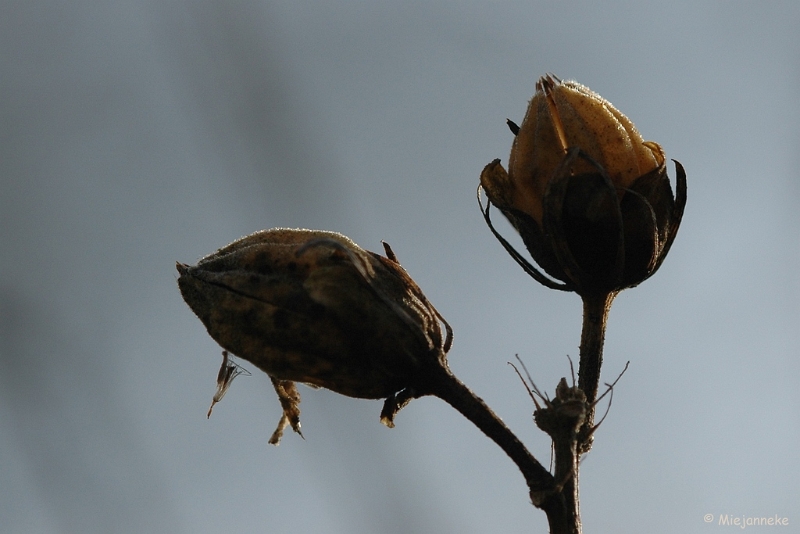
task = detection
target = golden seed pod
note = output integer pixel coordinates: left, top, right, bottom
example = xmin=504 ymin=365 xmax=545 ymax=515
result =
xmin=480 ymin=75 xmax=686 ymax=295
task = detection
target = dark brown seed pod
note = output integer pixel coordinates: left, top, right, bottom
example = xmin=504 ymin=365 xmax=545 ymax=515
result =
xmin=177 ymin=228 xmax=452 ymax=438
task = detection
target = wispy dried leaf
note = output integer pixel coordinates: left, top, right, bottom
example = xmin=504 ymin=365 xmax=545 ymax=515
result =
xmin=207 ymin=351 xmax=251 ymax=418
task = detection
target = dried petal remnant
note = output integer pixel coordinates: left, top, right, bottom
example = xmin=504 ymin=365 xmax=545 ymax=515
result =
xmin=207 ymin=351 xmax=251 ymax=418
xmin=268 ymin=377 xmax=303 ymax=445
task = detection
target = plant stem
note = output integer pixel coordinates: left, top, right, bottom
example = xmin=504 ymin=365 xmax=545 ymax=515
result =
xmin=422 ymin=363 xmax=585 ymax=532
xmin=552 ymin=429 xmax=581 ymax=534
xmin=422 ymin=363 xmax=554 ymax=493
xmin=577 ymin=291 xmax=615 ymax=451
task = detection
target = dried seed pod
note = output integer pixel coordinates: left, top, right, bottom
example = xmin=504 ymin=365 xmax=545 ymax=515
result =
xmin=480 ymin=75 xmax=686 ymax=295
xmin=177 ymin=228 xmax=452 ymax=437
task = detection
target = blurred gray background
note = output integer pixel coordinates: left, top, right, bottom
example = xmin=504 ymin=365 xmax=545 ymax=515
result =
xmin=2 ymin=1 xmax=798 ymax=533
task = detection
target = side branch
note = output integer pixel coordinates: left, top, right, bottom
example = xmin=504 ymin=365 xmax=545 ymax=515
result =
xmin=417 ymin=363 xmax=555 ymax=498
xmin=421 ymin=363 xmax=586 ymax=533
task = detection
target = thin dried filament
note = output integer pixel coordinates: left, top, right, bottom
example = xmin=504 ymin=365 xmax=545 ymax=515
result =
xmin=207 ymin=351 xmax=251 ymax=418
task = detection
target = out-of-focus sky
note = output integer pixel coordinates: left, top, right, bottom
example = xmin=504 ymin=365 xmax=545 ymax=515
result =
xmin=1 ymin=1 xmax=798 ymax=533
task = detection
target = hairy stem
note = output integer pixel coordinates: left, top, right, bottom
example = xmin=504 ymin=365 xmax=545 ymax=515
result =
xmin=422 ymin=363 xmax=554 ymax=492
xmin=577 ymin=291 xmax=615 ymax=451
xmin=552 ymin=430 xmax=581 ymax=534
xmin=421 ymin=363 xmax=586 ymax=532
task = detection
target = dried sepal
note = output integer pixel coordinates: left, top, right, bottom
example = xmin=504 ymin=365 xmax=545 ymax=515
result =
xmin=478 ymin=180 xmax=571 ymax=292
xmin=379 ymin=388 xmax=418 ymax=428
xmin=542 ymin=148 xmax=625 ymax=293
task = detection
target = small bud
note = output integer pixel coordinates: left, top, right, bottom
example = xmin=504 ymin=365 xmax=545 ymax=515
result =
xmin=480 ymin=75 xmax=686 ymax=294
xmin=177 ymin=228 xmax=452 ymax=436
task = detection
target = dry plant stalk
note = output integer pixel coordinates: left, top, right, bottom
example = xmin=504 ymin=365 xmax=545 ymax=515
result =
xmin=177 ymin=74 xmax=686 ymax=533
